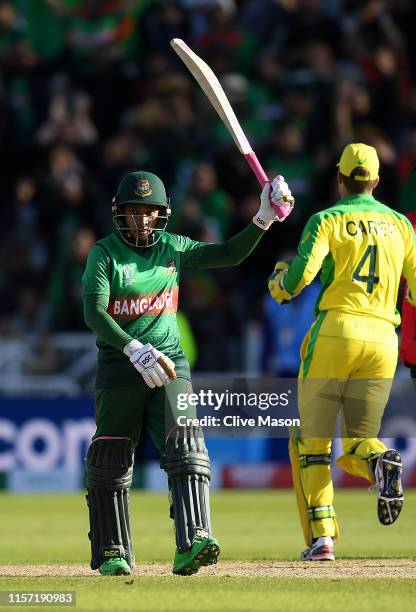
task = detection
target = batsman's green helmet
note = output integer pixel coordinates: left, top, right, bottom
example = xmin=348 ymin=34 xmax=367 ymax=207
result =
xmin=114 ymin=171 xmax=170 ymax=207
xmin=112 ymin=171 xmax=171 ymax=248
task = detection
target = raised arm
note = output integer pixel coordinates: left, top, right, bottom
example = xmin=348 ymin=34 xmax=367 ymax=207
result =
xmin=183 ymin=179 xmax=294 ymax=270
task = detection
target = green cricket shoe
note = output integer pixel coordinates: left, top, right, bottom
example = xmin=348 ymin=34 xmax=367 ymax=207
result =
xmin=99 ymin=557 xmax=131 ymax=576
xmin=173 ymin=537 xmax=220 ymax=576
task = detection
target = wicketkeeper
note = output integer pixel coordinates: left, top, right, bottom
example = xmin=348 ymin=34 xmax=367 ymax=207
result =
xmin=268 ymin=143 xmax=416 ymax=561
xmin=82 ymin=170 xmax=294 ymax=575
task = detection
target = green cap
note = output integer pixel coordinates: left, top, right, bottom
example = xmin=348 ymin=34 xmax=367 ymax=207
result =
xmin=337 ymin=143 xmax=379 ymax=181
xmin=115 ymin=171 xmax=168 ymax=206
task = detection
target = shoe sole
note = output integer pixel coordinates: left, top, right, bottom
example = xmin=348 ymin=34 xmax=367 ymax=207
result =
xmin=99 ymin=569 xmax=131 ymax=576
xmin=193 ymin=542 xmax=220 ymax=568
xmin=308 ymin=553 xmax=335 ymax=561
xmin=302 ymin=552 xmax=335 ymax=561
xmin=301 ymin=546 xmax=335 ymax=561
xmin=174 ymin=541 xmax=220 ymax=576
xmin=377 ymin=450 xmax=404 ymax=526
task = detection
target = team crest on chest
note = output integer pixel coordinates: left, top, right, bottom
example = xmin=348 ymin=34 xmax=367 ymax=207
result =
xmin=167 ymin=259 xmax=176 ymax=276
xmin=134 ymin=179 xmax=152 ymax=198
xmin=121 ymin=263 xmax=135 ymax=286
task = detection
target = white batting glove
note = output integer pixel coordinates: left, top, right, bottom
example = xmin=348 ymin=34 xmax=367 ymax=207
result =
xmin=270 ymin=175 xmax=292 ymax=206
xmin=123 ymin=340 xmax=176 ymax=388
xmin=270 ymin=175 xmax=294 ymax=222
xmin=252 ymin=177 xmax=294 ymax=229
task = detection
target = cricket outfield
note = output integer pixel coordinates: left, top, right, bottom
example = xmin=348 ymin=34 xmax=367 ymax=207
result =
xmin=1 ymin=490 xmax=415 ymax=611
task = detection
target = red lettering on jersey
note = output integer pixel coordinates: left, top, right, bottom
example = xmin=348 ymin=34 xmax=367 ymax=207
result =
xmin=107 ymin=288 xmax=179 ymax=319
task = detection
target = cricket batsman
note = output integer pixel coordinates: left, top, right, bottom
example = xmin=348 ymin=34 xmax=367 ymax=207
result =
xmin=82 ymin=170 xmax=294 ymax=575
xmin=268 ymin=143 xmax=416 ymax=561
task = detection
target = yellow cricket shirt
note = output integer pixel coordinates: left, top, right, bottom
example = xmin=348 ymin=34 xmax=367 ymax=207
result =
xmin=284 ymin=194 xmax=416 ymax=326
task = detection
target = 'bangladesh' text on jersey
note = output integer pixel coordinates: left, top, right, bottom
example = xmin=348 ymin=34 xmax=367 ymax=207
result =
xmin=82 ymin=232 xmax=207 ymax=363
xmin=283 ymin=194 xmax=416 ymax=326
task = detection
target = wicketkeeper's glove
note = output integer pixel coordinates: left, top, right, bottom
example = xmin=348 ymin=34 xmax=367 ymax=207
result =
xmin=268 ymin=260 xmax=297 ymax=304
xmin=123 ymin=340 xmax=177 ymax=388
xmin=253 ymin=176 xmax=294 ymax=230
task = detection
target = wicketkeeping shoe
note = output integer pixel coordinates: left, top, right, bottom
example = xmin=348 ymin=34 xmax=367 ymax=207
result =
xmin=99 ymin=557 xmax=131 ymax=576
xmin=301 ymin=536 xmax=335 ymax=561
xmin=173 ymin=537 xmax=220 ymax=576
xmin=373 ymin=449 xmax=404 ymax=526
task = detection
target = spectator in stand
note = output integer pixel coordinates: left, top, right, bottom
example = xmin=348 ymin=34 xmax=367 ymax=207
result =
xmin=397 ymin=130 xmax=416 ymax=214
xmin=1 ymin=0 xmax=416 ymax=376
xmin=47 ymin=226 xmax=96 ymax=331
xmin=176 ymin=162 xmax=233 ymax=240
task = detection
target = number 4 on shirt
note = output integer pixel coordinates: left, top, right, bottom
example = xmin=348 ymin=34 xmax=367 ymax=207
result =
xmin=352 ymin=245 xmax=380 ymax=294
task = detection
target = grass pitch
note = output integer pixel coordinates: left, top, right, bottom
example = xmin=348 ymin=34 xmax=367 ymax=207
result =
xmin=1 ymin=490 xmax=415 ymax=610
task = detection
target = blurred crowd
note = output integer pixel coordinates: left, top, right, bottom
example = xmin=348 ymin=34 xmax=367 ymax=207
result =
xmin=1 ymin=0 xmax=416 ymax=374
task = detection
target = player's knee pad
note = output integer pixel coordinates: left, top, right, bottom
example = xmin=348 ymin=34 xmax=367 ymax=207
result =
xmin=86 ymin=437 xmax=135 ymax=570
xmin=161 ymin=425 xmax=211 ymax=553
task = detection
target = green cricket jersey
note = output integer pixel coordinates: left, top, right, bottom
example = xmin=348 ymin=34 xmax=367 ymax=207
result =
xmin=83 ymin=232 xmax=204 ymax=361
xmin=83 ymin=224 xmax=264 ymax=387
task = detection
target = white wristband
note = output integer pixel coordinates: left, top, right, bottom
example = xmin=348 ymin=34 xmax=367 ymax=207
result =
xmin=123 ymin=339 xmax=144 ymax=358
xmin=252 ymin=215 xmax=273 ymax=231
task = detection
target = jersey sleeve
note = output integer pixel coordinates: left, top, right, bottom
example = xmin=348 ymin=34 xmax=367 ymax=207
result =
xmin=174 ymin=223 xmax=265 ymax=270
xmin=82 ymin=244 xmax=111 ymax=296
xmin=402 ymin=217 xmax=416 ymax=307
xmin=82 ymin=245 xmax=132 ymax=350
xmin=284 ymin=213 xmax=330 ymax=295
xmin=173 ymin=234 xmax=208 ymax=269
xmin=84 ymin=294 xmax=132 ymax=350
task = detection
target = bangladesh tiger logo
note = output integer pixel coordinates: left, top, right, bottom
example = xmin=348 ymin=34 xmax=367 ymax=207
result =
xmin=134 ymin=179 xmax=152 ymax=198
xmin=166 ymin=259 xmax=176 ymax=276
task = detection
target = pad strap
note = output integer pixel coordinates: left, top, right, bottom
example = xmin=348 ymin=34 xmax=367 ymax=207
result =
xmin=300 ymin=454 xmax=331 ymax=468
xmin=308 ymin=505 xmax=336 ymax=521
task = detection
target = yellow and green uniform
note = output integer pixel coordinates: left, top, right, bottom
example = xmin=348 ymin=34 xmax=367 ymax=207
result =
xmin=284 ymin=193 xmax=416 ymax=545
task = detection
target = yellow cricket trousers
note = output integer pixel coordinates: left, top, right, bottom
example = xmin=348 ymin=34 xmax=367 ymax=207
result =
xmin=290 ymin=310 xmax=398 ymax=545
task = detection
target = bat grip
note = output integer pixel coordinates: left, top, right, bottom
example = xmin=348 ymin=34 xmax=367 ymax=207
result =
xmin=244 ymin=152 xmax=290 ymax=221
xmin=245 ymin=151 xmax=268 ymax=187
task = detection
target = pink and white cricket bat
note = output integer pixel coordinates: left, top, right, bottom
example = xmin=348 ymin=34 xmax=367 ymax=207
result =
xmin=170 ymin=38 xmax=290 ymax=220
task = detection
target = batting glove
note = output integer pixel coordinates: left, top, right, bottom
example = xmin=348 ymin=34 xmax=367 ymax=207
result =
xmin=253 ymin=177 xmax=294 ymax=230
xmin=270 ymin=175 xmax=294 ymax=221
xmin=123 ymin=340 xmax=176 ymax=388
xmin=268 ymin=260 xmax=297 ymax=304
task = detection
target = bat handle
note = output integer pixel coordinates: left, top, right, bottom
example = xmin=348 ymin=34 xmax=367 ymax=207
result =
xmin=244 ymin=151 xmax=290 ymax=221
xmin=245 ymin=151 xmax=268 ymax=187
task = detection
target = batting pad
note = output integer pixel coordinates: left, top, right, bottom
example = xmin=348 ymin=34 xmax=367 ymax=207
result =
xmin=86 ymin=437 xmax=135 ymax=570
xmin=289 ymin=436 xmax=339 ymax=547
xmin=337 ymin=437 xmax=388 ymax=483
xmin=162 ymin=425 xmax=212 ymax=553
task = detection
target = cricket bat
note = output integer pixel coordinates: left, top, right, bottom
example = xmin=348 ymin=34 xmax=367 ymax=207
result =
xmin=170 ymin=38 xmax=291 ymax=219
